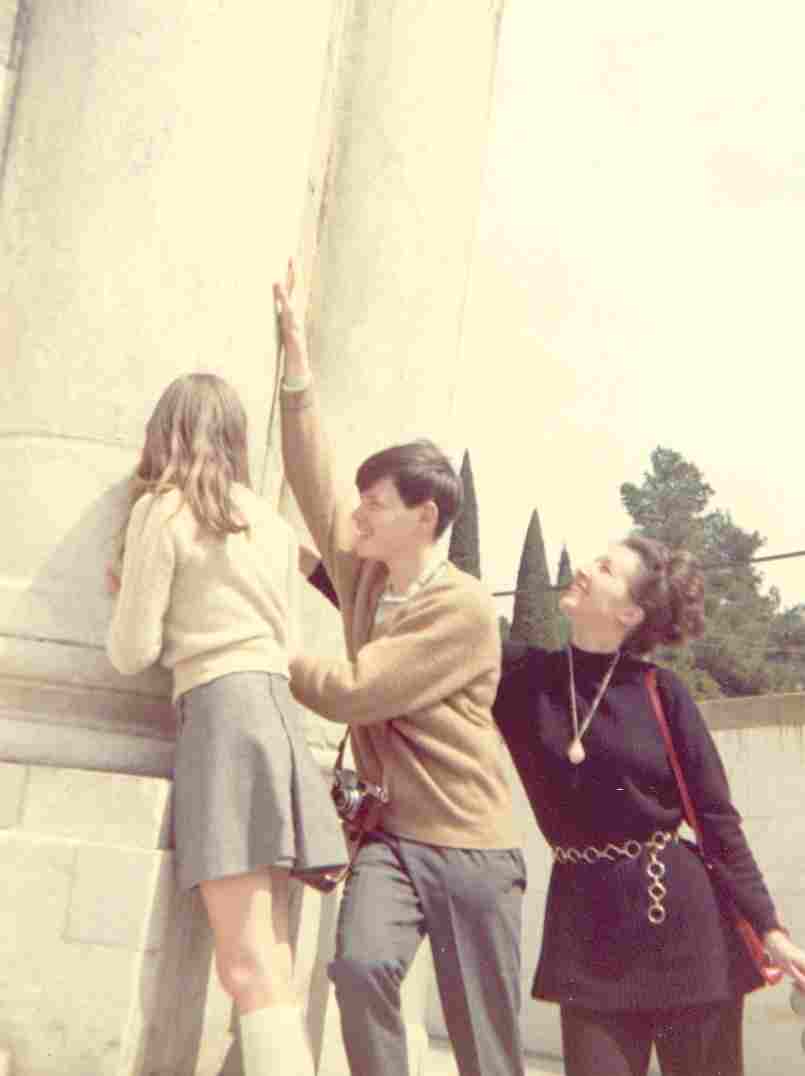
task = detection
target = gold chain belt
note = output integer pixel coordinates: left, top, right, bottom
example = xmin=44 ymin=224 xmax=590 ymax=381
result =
xmin=552 ymin=830 xmax=677 ymax=926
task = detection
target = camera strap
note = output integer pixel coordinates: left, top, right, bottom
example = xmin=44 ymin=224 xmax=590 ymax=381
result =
xmin=327 ymin=726 xmax=389 ymax=889
xmin=334 ymin=727 xmax=349 ymax=771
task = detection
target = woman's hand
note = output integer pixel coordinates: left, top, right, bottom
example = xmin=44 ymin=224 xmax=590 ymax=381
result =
xmin=273 ymin=258 xmax=310 ymax=382
xmin=764 ymin=929 xmax=805 ymax=990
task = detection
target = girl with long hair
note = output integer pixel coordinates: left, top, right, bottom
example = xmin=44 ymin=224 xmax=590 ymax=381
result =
xmin=494 ymin=535 xmax=805 ymax=1076
xmin=107 ymin=373 xmax=346 ymax=1076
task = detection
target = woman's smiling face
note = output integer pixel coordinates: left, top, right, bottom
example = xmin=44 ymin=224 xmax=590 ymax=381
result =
xmin=559 ymin=543 xmax=646 ymax=636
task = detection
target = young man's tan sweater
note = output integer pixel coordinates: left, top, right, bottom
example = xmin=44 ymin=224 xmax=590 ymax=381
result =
xmin=282 ymin=384 xmax=517 ymax=850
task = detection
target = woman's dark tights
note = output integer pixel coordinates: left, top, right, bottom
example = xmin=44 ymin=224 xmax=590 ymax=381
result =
xmin=560 ymin=999 xmax=744 ymax=1076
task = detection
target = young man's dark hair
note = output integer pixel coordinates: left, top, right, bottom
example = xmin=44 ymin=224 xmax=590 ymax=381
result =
xmin=355 ymin=439 xmax=463 ymax=540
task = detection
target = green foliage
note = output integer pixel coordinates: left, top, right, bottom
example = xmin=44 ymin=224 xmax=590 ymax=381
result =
xmin=621 ymin=448 xmax=714 ymax=553
xmin=448 ymin=451 xmax=481 ymax=579
xmin=651 ymin=643 xmax=723 ymax=700
xmin=620 ymin=446 xmax=798 ymax=699
xmin=763 ymin=602 xmax=805 ymax=692
xmin=510 ymin=509 xmax=561 ymax=650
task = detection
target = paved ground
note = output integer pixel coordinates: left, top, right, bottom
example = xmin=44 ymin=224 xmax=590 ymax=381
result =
xmin=424 ymin=1039 xmax=565 ymax=1076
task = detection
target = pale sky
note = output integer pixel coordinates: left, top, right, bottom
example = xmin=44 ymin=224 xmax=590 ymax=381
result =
xmin=456 ymin=1 xmax=805 ymax=612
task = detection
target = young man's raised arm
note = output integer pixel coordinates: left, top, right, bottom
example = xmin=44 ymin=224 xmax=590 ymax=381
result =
xmin=274 ymin=269 xmax=360 ymax=603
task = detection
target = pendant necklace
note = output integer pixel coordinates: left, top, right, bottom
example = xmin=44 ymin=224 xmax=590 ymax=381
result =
xmin=566 ymin=645 xmax=621 ymax=765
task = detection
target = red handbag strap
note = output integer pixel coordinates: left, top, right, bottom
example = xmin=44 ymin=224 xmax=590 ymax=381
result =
xmin=645 ymin=668 xmax=703 ymax=846
xmin=645 ymin=670 xmax=783 ymax=986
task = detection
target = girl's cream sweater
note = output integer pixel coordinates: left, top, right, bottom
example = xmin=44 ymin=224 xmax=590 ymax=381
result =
xmin=107 ymin=484 xmax=298 ymax=701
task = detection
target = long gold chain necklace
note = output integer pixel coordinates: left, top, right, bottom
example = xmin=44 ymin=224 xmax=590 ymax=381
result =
xmin=566 ymin=646 xmax=621 ymax=765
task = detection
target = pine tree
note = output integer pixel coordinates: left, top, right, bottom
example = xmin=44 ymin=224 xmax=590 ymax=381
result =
xmin=510 ymin=509 xmax=561 ymax=649
xmin=447 ymin=450 xmax=481 ymax=579
xmin=621 ymin=447 xmax=784 ymax=698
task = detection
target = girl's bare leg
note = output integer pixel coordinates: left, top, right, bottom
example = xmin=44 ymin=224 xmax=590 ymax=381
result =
xmin=201 ymin=869 xmax=312 ymax=1074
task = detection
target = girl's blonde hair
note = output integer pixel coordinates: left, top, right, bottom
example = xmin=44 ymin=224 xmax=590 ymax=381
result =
xmin=124 ymin=373 xmax=252 ymax=539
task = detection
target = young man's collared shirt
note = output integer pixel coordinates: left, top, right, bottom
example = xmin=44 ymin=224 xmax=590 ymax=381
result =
xmin=373 ymin=556 xmax=447 ymax=628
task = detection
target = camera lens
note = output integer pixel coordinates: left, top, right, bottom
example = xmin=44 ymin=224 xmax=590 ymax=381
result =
xmin=332 ymin=786 xmax=360 ymax=820
xmin=332 ymin=788 xmax=349 ymax=810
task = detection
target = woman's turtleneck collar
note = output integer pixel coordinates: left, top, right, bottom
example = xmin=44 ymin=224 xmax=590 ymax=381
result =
xmin=569 ymin=642 xmax=619 ymax=661
xmin=567 ymin=643 xmax=642 ymax=678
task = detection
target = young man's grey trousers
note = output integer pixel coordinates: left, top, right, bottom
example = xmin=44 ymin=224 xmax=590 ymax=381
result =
xmin=328 ymin=830 xmax=527 ymax=1076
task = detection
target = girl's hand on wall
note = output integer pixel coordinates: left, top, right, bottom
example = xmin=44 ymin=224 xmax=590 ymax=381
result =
xmin=764 ymin=930 xmax=805 ymax=990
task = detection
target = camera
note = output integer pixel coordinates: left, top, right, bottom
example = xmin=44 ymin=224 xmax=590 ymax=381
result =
xmin=331 ymin=767 xmax=390 ymax=826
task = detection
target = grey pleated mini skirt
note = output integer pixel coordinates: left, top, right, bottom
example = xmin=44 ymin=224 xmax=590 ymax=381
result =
xmin=173 ymin=671 xmax=347 ymax=892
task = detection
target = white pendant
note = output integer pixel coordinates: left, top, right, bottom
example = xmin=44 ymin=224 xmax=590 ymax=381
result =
xmin=567 ymin=739 xmax=586 ymax=765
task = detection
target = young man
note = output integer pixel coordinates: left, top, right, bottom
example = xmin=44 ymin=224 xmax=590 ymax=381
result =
xmin=274 ymin=268 xmax=526 ymax=1076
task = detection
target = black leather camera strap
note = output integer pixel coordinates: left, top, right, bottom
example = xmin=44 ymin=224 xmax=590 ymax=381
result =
xmin=324 ymin=728 xmax=378 ymax=889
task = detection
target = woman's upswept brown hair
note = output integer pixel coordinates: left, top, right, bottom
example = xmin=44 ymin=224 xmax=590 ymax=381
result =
xmin=622 ymin=535 xmax=706 ymax=655
xmin=126 ymin=373 xmax=252 ymax=537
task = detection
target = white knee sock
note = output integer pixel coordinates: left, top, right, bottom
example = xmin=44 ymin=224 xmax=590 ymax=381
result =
xmin=239 ymin=1005 xmax=314 ymax=1076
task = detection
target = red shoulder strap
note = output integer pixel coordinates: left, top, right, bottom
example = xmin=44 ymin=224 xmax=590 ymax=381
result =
xmin=645 ymin=668 xmax=703 ymax=846
xmin=647 ymin=670 xmax=783 ymax=985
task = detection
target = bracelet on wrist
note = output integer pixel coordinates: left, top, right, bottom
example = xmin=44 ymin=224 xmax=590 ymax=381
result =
xmin=281 ymin=371 xmax=312 ymax=393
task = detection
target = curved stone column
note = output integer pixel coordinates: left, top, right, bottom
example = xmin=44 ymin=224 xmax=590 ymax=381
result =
xmin=0 ymin=0 xmax=338 ymax=767
xmin=0 ymin=0 xmax=506 ymax=1071
xmin=0 ymin=2 xmax=340 ymax=1072
xmin=306 ymin=0 xmax=505 ymax=461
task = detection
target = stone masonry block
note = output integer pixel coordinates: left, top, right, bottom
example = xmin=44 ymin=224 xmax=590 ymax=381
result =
xmin=726 ymin=726 xmax=805 ymax=775
xmin=742 ymin=815 xmax=805 ymax=881
xmin=126 ymin=887 xmax=215 ymax=1075
xmin=0 ymin=762 xmax=27 ymax=827
xmin=0 ymin=832 xmax=75 ymax=951
xmin=66 ymin=844 xmax=174 ymax=950
xmin=742 ymin=772 xmax=805 ymax=817
xmin=21 ymin=766 xmax=172 ymax=849
xmin=5 ymin=939 xmax=142 ymax=1076
xmin=302 ymin=710 xmax=344 ymax=753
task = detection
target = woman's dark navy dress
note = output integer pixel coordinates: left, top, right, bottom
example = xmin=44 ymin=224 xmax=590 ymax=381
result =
xmin=493 ymin=645 xmax=781 ymax=1011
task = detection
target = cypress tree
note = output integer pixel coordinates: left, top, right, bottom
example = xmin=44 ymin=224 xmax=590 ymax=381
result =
xmin=556 ymin=545 xmax=573 ymax=589
xmin=447 ymin=450 xmax=481 ymax=579
xmin=510 ymin=509 xmax=561 ymax=649
xmin=556 ymin=544 xmax=573 ymax=646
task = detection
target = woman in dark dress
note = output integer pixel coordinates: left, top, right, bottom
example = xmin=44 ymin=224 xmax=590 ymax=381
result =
xmin=494 ymin=535 xmax=805 ymax=1076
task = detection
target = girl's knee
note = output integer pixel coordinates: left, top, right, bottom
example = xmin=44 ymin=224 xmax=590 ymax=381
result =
xmin=216 ymin=948 xmax=262 ymax=1001
xmin=216 ymin=946 xmax=291 ymax=1006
